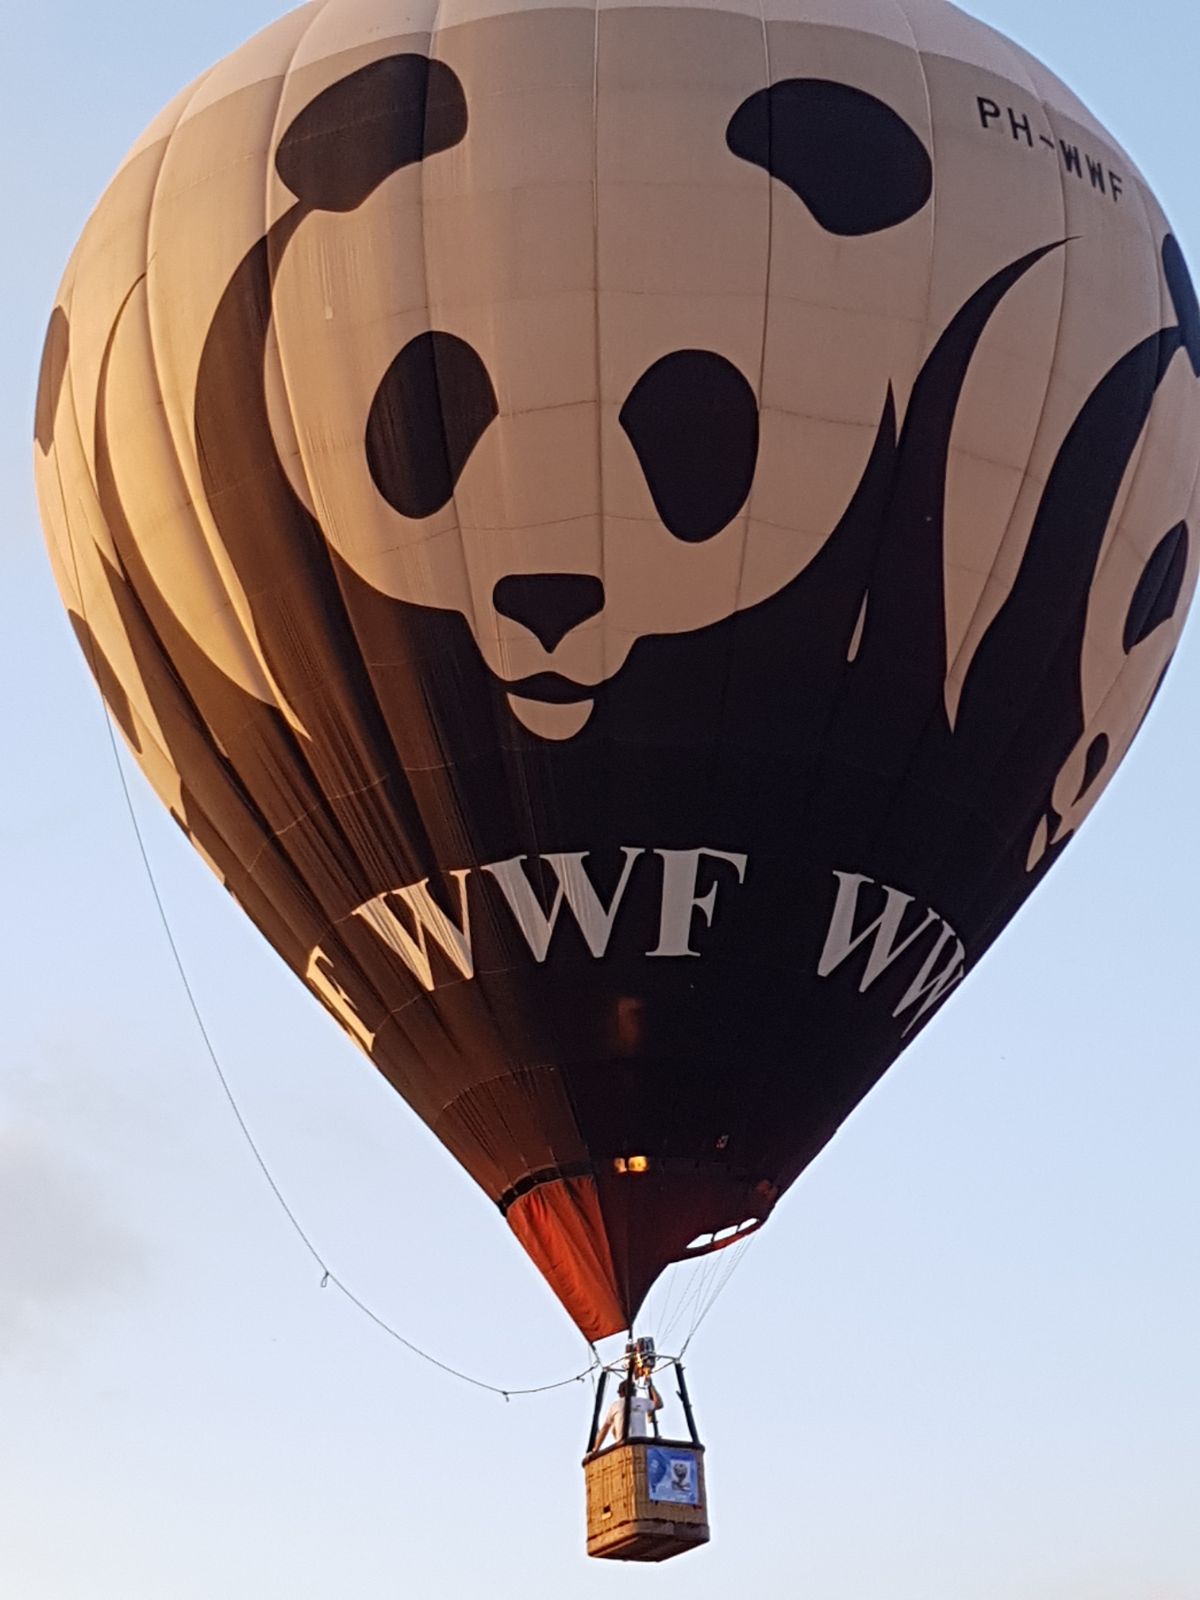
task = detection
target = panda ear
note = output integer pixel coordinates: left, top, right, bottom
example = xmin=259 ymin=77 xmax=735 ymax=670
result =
xmin=276 ymin=54 xmax=467 ymax=213
xmin=726 ymin=79 xmax=931 ymax=236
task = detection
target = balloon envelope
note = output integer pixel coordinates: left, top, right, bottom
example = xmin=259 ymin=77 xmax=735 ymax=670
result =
xmin=36 ymin=0 xmax=1199 ymax=1340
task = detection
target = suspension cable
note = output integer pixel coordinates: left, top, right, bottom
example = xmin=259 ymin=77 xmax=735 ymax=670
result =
xmin=62 ymin=518 xmax=599 ymax=1400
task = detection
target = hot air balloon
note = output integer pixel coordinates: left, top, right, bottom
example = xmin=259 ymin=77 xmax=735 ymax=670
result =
xmin=35 ymin=0 xmax=1198 ymax=1476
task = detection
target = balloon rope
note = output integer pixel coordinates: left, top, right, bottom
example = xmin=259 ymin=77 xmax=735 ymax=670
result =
xmin=679 ymin=1237 xmax=754 ymax=1357
xmin=637 ymin=1227 xmax=756 ymax=1356
xmin=63 ymin=537 xmax=599 ymax=1401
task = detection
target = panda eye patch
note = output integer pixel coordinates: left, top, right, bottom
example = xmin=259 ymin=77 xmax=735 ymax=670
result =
xmin=275 ymin=55 xmax=468 ymax=213
xmin=727 ymin=79 xmax=932 ymax=236
xmin=366 ymin=331 xmax=498 ymax=519
xmin=620 ymin=350 xmax=759 ymax=543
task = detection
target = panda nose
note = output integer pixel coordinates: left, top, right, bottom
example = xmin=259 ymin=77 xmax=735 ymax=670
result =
xmin=492 ymin=574 xmax=605 ymax=652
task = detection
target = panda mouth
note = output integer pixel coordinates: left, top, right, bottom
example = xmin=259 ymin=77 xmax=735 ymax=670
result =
xmin=504 ymin=671 xmax=596 ymax=705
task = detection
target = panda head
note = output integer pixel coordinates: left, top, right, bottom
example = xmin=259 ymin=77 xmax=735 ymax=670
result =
xmin=53 ymin=0 xmax=1195 ymax=792
xmin=261 ymin=14 xmax=934 ymax=738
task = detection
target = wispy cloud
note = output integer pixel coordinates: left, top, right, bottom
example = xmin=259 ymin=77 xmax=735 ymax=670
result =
xmin=0 ymin=1121 xmax=144 ymax=1359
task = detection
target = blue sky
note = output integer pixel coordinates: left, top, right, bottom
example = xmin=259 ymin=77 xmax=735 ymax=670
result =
xmin=2 ymin=2 xmax=1197 ymax=1595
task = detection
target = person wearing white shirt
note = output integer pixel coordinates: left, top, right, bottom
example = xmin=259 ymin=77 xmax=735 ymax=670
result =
xmin=595 ymin=1377 xmax=663 ymax=1448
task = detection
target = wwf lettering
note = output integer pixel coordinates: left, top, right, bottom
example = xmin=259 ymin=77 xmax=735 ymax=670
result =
xmin=306 ymin=848 xmax=749 ymax=1047
xmin=306 ymin=854 xmax=965 ymax=1053
xmin=817 ymin=872 xmax=967 ymax=1034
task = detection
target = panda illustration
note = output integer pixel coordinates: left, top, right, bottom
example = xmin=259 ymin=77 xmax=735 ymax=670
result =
xmin=173 ymin=12 xmax=1197 ymax=879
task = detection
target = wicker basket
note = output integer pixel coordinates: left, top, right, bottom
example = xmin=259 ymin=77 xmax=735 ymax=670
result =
xmin=583 ymin=1438 xmax=710 ymax=1561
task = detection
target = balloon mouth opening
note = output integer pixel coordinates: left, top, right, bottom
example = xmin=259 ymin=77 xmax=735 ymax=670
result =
xmin=683 ymin=1215 xmax=763 ymax=1253
xmin=504 ymin=1165 xmax=779 ymax=1341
